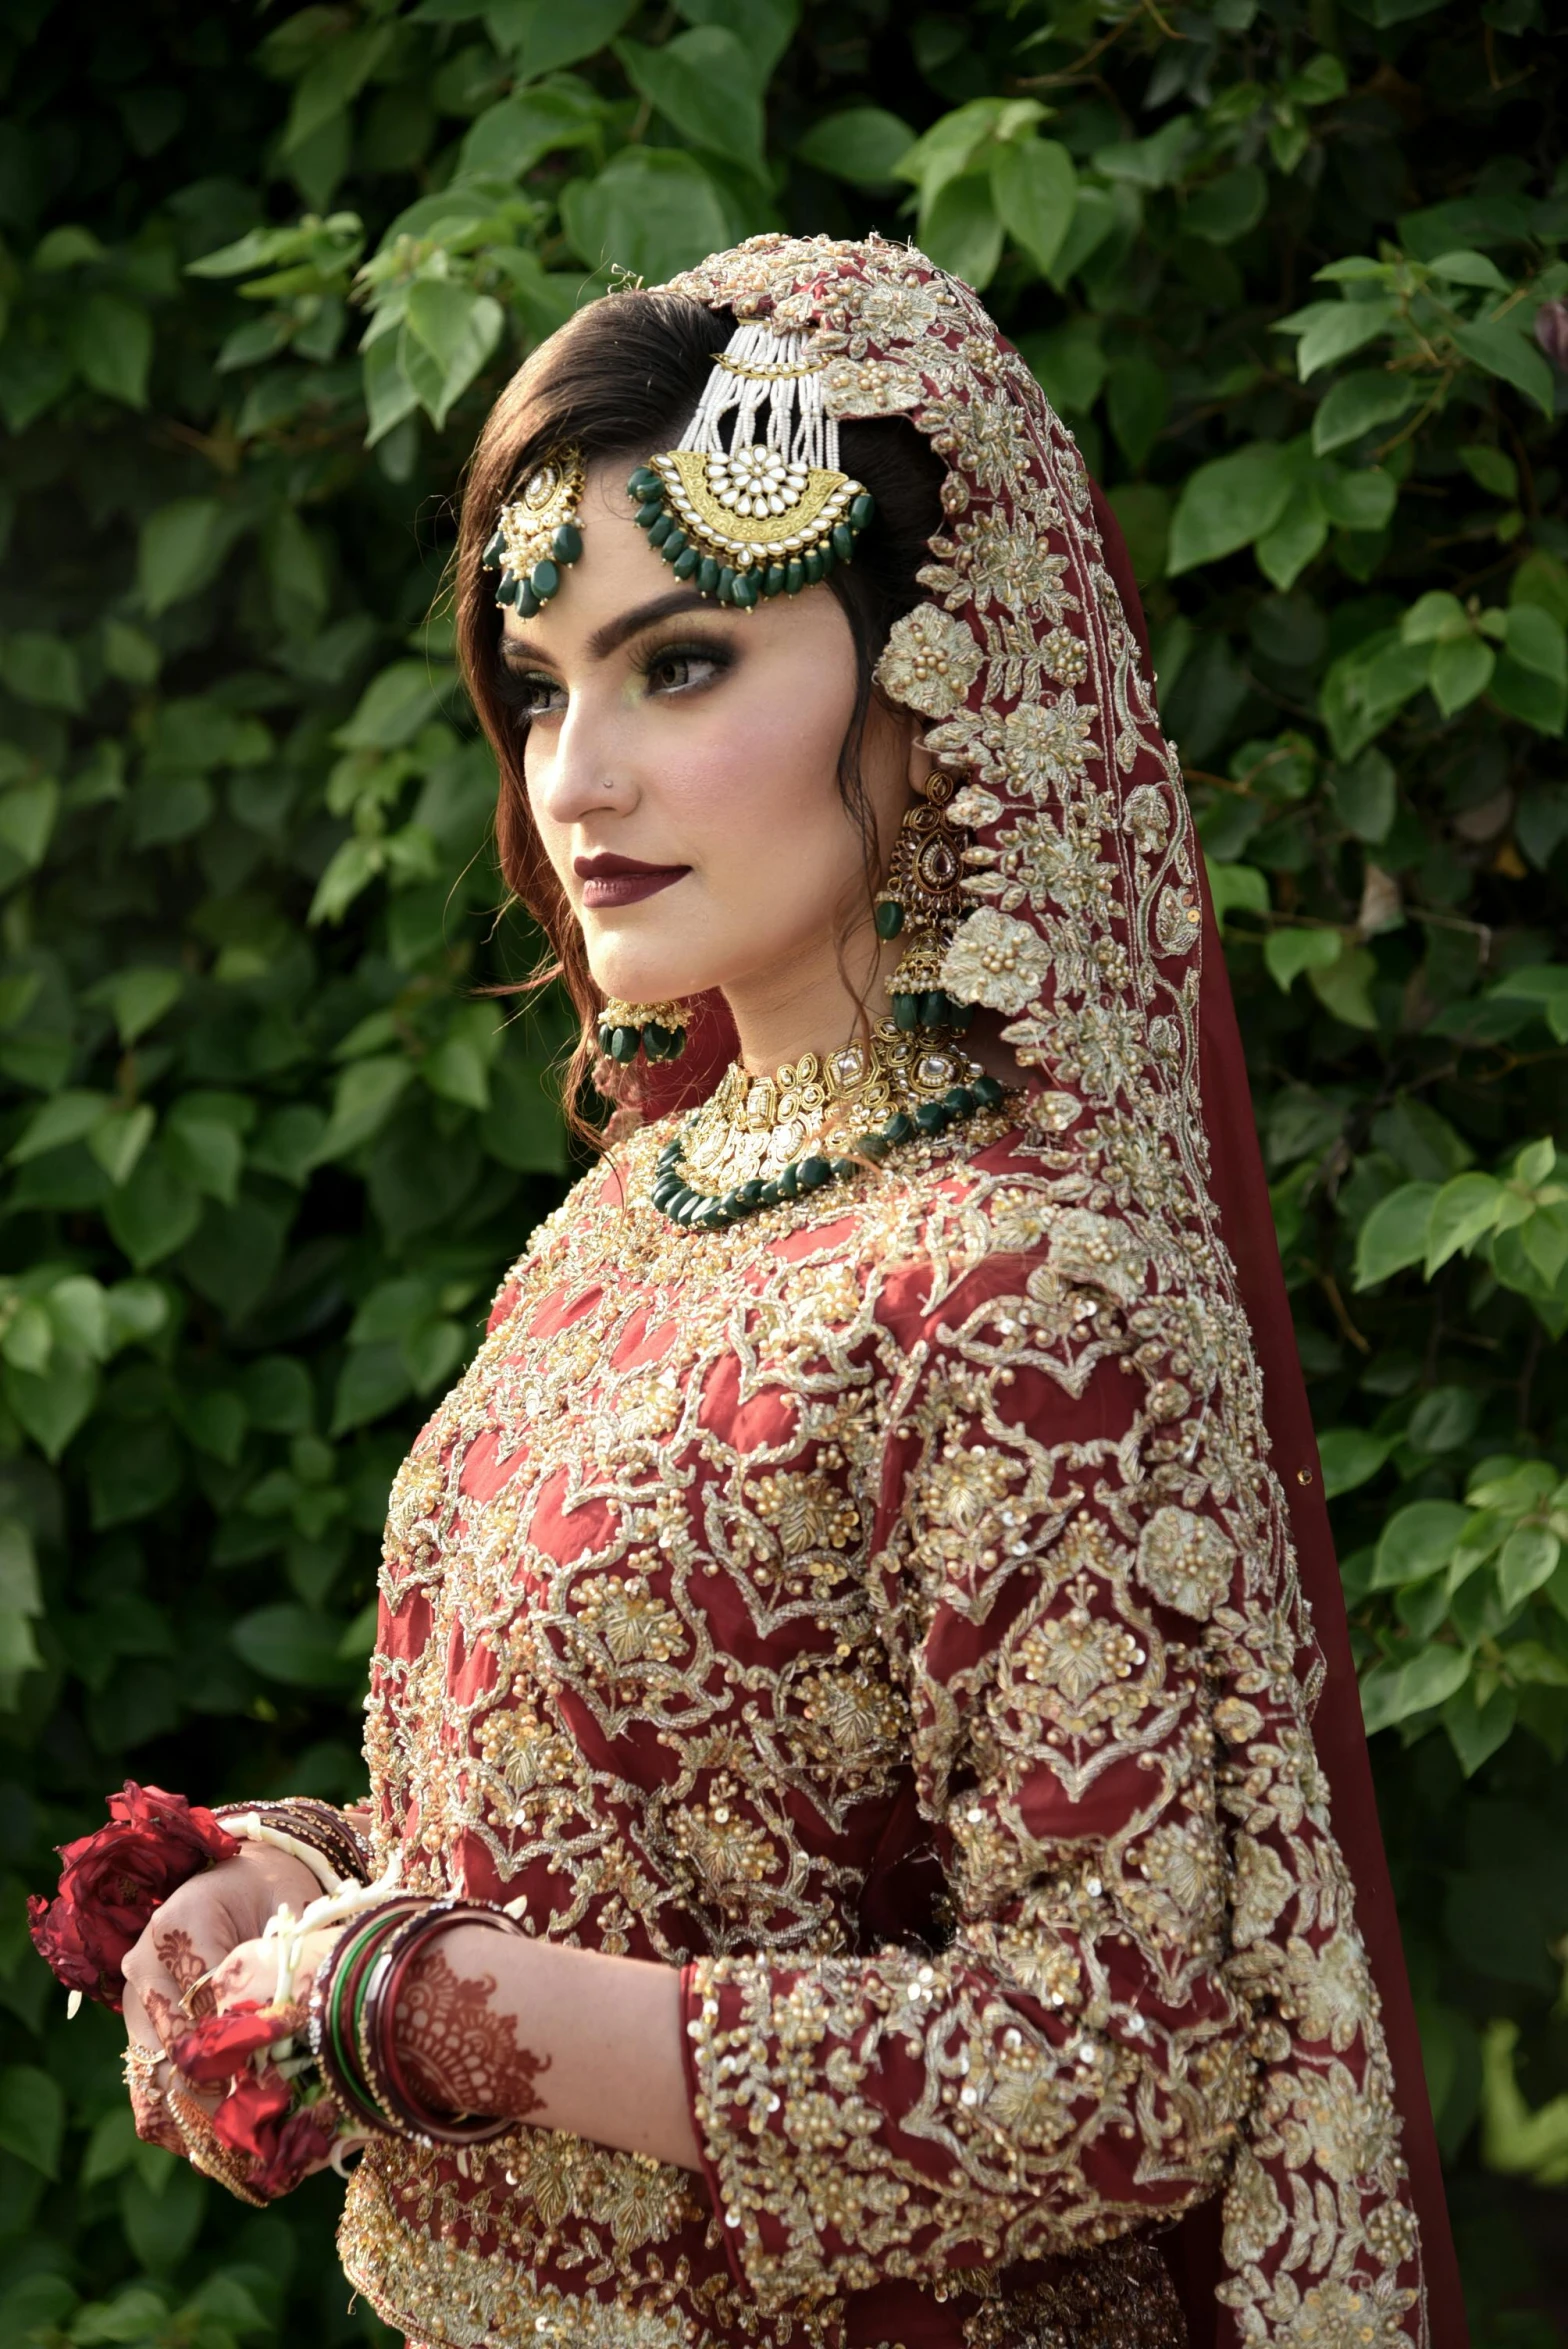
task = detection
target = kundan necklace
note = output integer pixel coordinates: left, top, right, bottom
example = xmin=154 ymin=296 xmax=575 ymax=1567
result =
xmin=650 ymin=1021 xmax=1008 ymax=1231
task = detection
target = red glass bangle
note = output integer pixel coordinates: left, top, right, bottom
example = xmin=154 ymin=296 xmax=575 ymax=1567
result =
xmin=359 ymin=1898 xmax=528 ymax=2149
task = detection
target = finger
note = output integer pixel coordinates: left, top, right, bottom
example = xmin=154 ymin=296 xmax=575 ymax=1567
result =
xmin=122 ymin=1989 xmax=184 ymax=2156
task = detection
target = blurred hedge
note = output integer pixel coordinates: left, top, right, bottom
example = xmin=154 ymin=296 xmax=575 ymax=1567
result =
xmin=0 ymin=2 xmax=1565 ymax=2342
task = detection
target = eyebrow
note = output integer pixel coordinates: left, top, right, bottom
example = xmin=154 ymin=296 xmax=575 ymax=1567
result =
xmin=500 ymin=588 xmax=721 ymax=670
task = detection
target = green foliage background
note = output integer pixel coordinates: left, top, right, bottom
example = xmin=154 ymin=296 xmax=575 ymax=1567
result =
xmin=0 ymin=0 xmax=1565 ymax=2339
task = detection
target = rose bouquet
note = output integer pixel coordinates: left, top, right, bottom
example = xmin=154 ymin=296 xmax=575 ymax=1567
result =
xmin=28 ymin=1782 xmax=240 ymax=2011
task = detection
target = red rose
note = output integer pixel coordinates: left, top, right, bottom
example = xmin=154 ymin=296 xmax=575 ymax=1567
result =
xmin=208 ymin=2063 xmax=338 ymax=2200
xmin=28 ymin=1782 xmax=241 ymax=2010
xmin=172 ymin=2000 xmax=300 ymax=2085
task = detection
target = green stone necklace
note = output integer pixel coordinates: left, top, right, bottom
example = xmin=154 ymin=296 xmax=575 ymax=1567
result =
xmin=648 ymin=1024 xmax=1007 ymax=1233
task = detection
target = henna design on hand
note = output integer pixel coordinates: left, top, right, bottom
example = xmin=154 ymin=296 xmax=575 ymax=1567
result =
xmin=393 ymin=1948 xmax=551 ymax=2123
xmin=155 ymin=1928 xmax=217 ymax=2020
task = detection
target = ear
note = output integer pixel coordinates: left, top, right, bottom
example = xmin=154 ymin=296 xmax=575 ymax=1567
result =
xmin=902 ymin=706 xmax=936 ymax=794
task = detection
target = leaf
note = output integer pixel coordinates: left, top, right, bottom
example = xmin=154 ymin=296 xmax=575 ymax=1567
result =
xmin=0 ymin=2065 xmax=64 ymax=2178
xmin=1167 ymin=443 xmax=1300 ymax=575
xmin=990 ymin=138 xmax=1077 ymax=280
xmin=1316 ymin=463 xmax=1397 ymax=533
xmin=4 ymin=1350 xmax=97 ymax=1461
xmin=0 ymin=778 xmax=60 ymax=867
xmin=1353 ymin=1181 xmax=1440 ymax=1288
xmin=1332 ymin=747 xmax=1397 ymax=843
xmin=1502 ymin=602 xmax=1568 ymax=684
xmin=1184 ymin=164 xmax=1267 ymax=245
xmin=1429 ymin=633 xmax=1495 ymax=717
xmin=1264 ymin=926 xmax=1341 ymax=990
xmin=1309 ymin=939 xmax=1378 ymax=1029
xmin=1318 ymin=1428 xmax=1394 ymax=1497
xmin=616 ymin=29 xmax=765 ymax=173
xmin=1278 ymin=296 xmax=1398 ymax=380
xmin=795 ymin=108 xmax=916 ymax=189
xmin=1452 ymin=318 xmax=1555 ymax=419
xmin=9 ymin=1090 xmax=112 ymax=1164
xmin=560 ymin=148 xmax=733 ymax=283
xmin=1425 ymin=1171 xmax=1507 ymax=1274
xmin=314 ymin=1057 xmax=413 ymax=1161
xmin=1443 ymin=1679 xmax=1517 ymax=1777
xmin=138 ymin=499 xmax=226 ymax=616
xmin=920 ymin=169 xmax=1004 ymax=291
xmin=1311 ymin=370 xmax=1420 ymax=456
xmin=1497 ymin=1526 xmax=1562 ymax=1614
xmin=333 ymin=662 xmax=452 ymax=752
xmin=87 ymin=1104 xmax=156 ymax=1188
xmin=1361 ymin=1642 xmax=1471 ymax=1733
xmin=457 ymin=88 xmax=606 ymax=181
xmin=231 ymin=1603 xmax=357 ymax=1689
xmin=68 ymin=293 xmax=153 ymax=409
xmin=1319 ymin=631 xmax=1431 ymax=760
xmin=103 ymin=1147 xmax=203 ymax=1270
xmin=402 ymin=282 xmax=504 ymax=428
xmin=86 ymin=966 xmax=182 ymax=1045
xmin=0 ymin=632 xmax=82 ymax=714
xmin=481 ymin=0 xmax=640 ymax=74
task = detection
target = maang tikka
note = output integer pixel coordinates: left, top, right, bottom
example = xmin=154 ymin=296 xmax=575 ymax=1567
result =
xmin=626 ymin=321 xmax=876 ymax=607
xmin=482 ymin=448 xmax=585 ymax=615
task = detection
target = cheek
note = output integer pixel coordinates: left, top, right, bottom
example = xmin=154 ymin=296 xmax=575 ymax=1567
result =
xmin=668 ymin=659 xmax=857 ymax=868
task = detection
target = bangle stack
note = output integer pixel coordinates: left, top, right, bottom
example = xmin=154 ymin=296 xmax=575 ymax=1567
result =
xmin=309 ymin=1896 xmax=527 ymax=2150
xmin=215 ymin=1799 xmax=374 ymax=1895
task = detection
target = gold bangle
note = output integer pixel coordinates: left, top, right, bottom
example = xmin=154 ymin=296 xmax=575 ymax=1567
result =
xmin=167 ymin=2082 xmax=268 ymax=2208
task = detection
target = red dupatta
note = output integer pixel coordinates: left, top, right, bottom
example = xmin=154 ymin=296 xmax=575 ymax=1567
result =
xmin=625 ymin=234 xmax=1463 ymax=2349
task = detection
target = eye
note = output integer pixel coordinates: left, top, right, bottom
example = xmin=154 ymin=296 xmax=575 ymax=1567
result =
xmin=640 ymin=641 xmax=731 ymax=697
xmin=497 ymin=666 xmax=566 ymax=720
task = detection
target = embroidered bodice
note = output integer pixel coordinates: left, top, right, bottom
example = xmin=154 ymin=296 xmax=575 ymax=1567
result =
xmin=339 ymin=1103 xmax=1415 ymax=2349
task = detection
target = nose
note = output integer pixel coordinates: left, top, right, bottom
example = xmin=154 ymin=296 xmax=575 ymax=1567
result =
xmin=528 ymin=686 xmax=640 ymax=829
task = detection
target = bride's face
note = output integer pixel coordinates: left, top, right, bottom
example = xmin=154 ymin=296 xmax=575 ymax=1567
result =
xmin=503 ymin=459 xmax=920 ymax=1015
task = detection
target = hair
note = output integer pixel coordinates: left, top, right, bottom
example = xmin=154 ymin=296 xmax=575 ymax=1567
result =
xmin=454 ymin=287 xmax=946 ymax=1142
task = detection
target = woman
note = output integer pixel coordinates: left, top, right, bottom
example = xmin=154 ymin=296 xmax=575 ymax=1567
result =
xmin=61 ymin=234 xmax=1460 ymax=2348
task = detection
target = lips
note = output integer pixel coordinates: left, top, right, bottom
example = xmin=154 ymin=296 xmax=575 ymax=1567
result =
xmin=574 ymin=853 xmax=689 ymax=910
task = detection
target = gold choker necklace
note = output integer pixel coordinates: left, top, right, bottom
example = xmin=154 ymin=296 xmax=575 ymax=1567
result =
xmin=650 ymin=1022 xmax=1006 ymax=1231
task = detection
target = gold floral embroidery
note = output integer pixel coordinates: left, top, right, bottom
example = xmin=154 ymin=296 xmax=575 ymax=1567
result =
xmin=347 ymin=233 xmax=1429 ymax=2349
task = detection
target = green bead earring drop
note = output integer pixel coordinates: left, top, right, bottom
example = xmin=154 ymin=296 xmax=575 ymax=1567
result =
xmin=595 ymin=1000 xmax=688 ymax=1065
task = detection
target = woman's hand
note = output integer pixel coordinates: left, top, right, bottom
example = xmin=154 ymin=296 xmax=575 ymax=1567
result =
xmin=120 ymin=1843 xmax=319 ymax=2148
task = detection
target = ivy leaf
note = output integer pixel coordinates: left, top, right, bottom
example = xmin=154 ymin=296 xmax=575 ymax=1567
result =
xmin=1311 ymin=371 xmax=1420 ymax=456
xmin=1452 ymin=317 xmax=1555 ymax=419
xmin=1318 ymin=1427 xmax=1395 ymax=1496
xmin=795 ymin=108 xmax=916 ymax=190
xmin=990 ymin=138 xmax=1077 ymax=280
xmin=1353 ymin=1182 xmax=1440 ymax=1288
xmin=1167 ymin=443 xmax=1300 ymax=574
xmin=67 ymin=293 xmax=153 ymax=410
xmin=1264 ymin=926 xmax=1341 ymax=991
xmin=1277 ymin=295 xmax=1398 ymax=380
xmin=0 ymin=2066 xmax=65 ymax=2177
xmin=560 ymin=149 xmax=732 ymax=282
xmin=1498 ymin=1527 xmax=1562 ymax=1614
xmin=138 ymin=499 xmax=228 ymax=616
xmin=402 ymin=281 xmax=504 ymax=428
xmin=1361 ymin=1643 xmax=1471 ymax=1734
xmin=920 ymin=169 xmax=1004 ymax=291
xmin=481 ymin=0 xmax=640 ymax=75
xmin=616 ymin=29 xmax=766 ymax=173
xmin=458 ymin=88 xmax=607 ymax=181
xmin=1425 ymin=1172 xmax=1507 ymax=1274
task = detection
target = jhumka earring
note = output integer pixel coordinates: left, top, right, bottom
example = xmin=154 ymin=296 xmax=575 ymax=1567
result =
xmin=481 ymin=448 xmax=585 ymax=615
xmin=595 ymin=998 xmax=689 ymax=1065
xmin=625 ymin=322 xmax=875 ymax=607
xmin=875 ymin=773 xmax=974 ymax=1034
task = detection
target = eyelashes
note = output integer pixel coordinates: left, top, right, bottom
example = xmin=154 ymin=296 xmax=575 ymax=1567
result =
xmin=494 ymin=636 xmax=736 ymax=726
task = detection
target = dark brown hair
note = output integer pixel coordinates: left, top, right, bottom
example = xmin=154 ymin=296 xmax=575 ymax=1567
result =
xmin=455 ymin=287 xmax=945 ymax=1135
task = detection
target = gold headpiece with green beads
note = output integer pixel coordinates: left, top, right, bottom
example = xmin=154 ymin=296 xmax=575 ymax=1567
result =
xmin=628 ymin=321 xmax=875 ymax=608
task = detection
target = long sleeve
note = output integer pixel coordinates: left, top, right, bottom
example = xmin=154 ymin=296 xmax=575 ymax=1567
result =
xmin=680 ymin=1243 xmax=1259 ymax=2312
